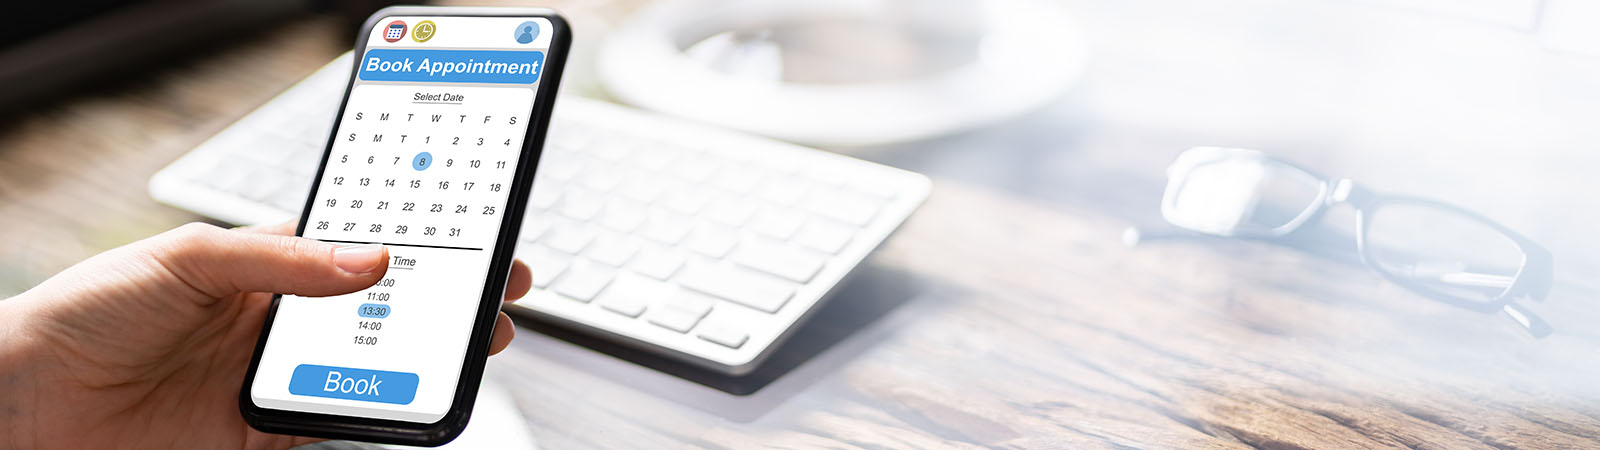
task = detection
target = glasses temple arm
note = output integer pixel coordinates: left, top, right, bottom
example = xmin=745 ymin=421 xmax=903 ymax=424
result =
xmin=1390 ymin=263 xmax=1516 ymax=288
xmin=1501 ymin=302 xmax=1554 ymax=338
xmin=1398 ymin=267 xmax=1553 ymax=337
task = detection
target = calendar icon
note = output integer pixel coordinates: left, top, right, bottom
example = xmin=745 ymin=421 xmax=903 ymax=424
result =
xmin=384 ymin=21 xmax=406 ymax=43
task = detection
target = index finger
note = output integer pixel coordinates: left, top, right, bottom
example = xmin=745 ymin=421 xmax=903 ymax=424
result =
xmin=237 ymin=220 xmax=298 ymax=236
xmin=245 ymin=220 xmax=533 ymax=304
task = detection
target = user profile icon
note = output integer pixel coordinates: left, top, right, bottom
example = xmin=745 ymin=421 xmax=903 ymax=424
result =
xmin=513 ymin=21 xmax=539 ymax=44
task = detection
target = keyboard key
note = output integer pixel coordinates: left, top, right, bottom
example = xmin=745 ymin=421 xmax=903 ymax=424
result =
xmin=661 ymin=188 xmax=711 ymax=216
xmin=640 ymin=213 xmax=693 ymax=245
xmin=552 ymin=260 xmax=615 ymax=302
xmin=807 ymin=165 xmax=850 ymax=186
xmin=560 ymin=124 xmax=594 ymax=142
xmin=524 ymin=247 xmax=571 ymax=288
xmin=704 ymin=198 xmax=757 ymax=227
xmin=731 ymin=238 xmax=826 ymax=283
xmin=618 ymin=177 xmax=667 ymax=204
xmin=585 ymin=233 xmax=640 ymax=267
xmin=683 ymin=225 xmax=738 ymax=258
xmin=559 ymin=201 xmax=603 ymax=222
xmin=851 ymin=177 xmax=901 ymax=200
xmin=542 ymin=224 xmax=595 ymax=254
xmin=286 ymin=157 xmax=319 ymax=177
xmin=592 ymin=141 xmax=631 ymax=162
xmin=542 ymin=157 xmax=585 ymax=182
xmin=519 ymin=220 xmax=552 ymax=243
xmin=805 ymin=187 xmax=881 ymax=226
xmin=527 ymin=186 xmax=561 ymax=210
xmin=551 ymin=125 xmax=592 ymax=149
xmin=664 ymin=290 xmax=715 ymax=318
xmin=270 ymin=189 xmax=305 ymax=212
xmin=581 ymin=165 xmax=625 ymax=192
xmin=760 ymin=161 xmax=800 ymax=177
xmin=759 ymin=176 xmax=811 ymax=206
xmin=558 ymin=187 xmax=604 ymax=221
xmin=749 ymin=208 xmax=805 ymax=240
xmin=240 ymin=171 xmax=287 ymax=200
xmin=629 ymin=147 xmax=676 ymax=171
xmin=677 ymin=263 xmax=794 ymax=313
xmin=795 ymin=219 xmax=854 ymax=254
xmin=597 ymin=199 xmax=648 ymax=232
xmin=601 ymin=295 xmax=647 ymax=317
xmin=710 ymin=167 xmax=763 ymax=193
xmin=597 ymin=273 xmax=664 ymax=317
xmin=671 ymin=155 xmax=719 ymax=182
xmin=201 ymin=161 xmax=252 ymax=191
xmin=646 ymin=307 xmax=702 ymax=333
xmin=696 ymin=324 xmax=749 ymax=349
xmin=629 ymin=245 xmax=685 ymax=280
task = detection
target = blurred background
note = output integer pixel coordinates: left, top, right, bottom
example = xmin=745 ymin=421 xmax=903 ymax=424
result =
xmin=2 ymin=0 xmax=1598 ymax=447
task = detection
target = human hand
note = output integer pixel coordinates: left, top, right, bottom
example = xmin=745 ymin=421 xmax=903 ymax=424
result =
xmin=0 ymin=222 xmax=532 ymax=449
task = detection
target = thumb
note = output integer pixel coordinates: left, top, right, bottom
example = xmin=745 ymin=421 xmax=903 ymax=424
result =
xmin=146 ymin=223 xmax=388 ymax=302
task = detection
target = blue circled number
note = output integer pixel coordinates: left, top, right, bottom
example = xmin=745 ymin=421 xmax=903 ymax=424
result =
xmin=357 ymin=303 xmax=390 ymax=318
xmin=412 ymin=152 xmax=432 ymax=171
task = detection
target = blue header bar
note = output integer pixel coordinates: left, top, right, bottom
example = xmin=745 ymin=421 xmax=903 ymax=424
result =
xmin=359 ymin=49 xmax=544 ymax=84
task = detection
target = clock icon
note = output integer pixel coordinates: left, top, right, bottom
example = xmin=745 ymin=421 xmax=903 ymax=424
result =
xmin=411 ymin=20 xmax=436 ymax=43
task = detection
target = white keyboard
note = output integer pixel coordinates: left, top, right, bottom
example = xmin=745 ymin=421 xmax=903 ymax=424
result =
xmin=149 ymin=53 xmax=930 ymax=374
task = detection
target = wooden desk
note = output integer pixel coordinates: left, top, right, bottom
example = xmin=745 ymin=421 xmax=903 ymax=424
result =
xmin=3 ymin=3 xmax=1598 ymax=449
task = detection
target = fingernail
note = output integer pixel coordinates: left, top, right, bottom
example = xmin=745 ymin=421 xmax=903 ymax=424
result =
xmin=333 ymin=244 xmax=385 ymax=274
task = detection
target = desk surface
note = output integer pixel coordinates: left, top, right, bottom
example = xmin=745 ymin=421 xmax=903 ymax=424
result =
xmin=3 ymin=1 xmax=1599 ymax=448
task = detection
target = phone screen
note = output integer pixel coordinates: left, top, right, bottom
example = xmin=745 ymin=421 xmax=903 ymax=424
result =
xmin=248 ymin=15 xmax=554 ymax=423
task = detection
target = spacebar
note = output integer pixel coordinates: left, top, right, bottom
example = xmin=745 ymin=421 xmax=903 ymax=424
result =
xmin=677 ymin=263 xmax=794 ymax=313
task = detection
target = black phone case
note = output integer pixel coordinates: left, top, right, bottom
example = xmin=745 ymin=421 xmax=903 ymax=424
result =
xmin=236 ymin=6 xmax=570 ymax=446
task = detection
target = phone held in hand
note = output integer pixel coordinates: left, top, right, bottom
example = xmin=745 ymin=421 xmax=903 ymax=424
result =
xmin=237 ymin=6 xmax=569 ymax=446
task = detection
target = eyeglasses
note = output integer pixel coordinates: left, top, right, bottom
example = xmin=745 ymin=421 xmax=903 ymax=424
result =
xmin=1132 ymin=147 xmax=1554 ymax=337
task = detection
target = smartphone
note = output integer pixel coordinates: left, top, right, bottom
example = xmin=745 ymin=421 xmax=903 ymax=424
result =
xmin=238 ymin=6 xmax=568 ymax=446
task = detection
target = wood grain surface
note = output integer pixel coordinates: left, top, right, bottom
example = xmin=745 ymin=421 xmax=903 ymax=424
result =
xmin=480 ymin=175 xmax=1600 ymax=449
xmin=2 ymin=4 xmax=1598 ymax=450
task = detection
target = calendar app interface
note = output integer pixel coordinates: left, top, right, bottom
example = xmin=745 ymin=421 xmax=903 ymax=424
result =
xmin=250 ymin=16 xmax=554 ymax=423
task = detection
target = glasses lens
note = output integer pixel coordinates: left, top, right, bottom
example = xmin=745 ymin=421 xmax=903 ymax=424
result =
xmin=1364 ymin=202 xmax=1525 ymax=304
xmin=1167 ymin=157 xmax=1324 ymax=235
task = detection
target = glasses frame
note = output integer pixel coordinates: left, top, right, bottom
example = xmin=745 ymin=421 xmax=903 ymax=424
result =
xmin=1160 ymin=147 xmax=1555 ymax=337
xmin=1162 ymin=147 xmax=1332 ymax=238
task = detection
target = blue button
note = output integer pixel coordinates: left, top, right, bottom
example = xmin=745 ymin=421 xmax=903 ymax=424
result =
xmin=288 ymin=364 xmax=419 ymax=405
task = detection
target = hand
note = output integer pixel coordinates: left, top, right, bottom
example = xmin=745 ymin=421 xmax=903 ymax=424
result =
xmin=0 ymin=222 xmax=533 ymax=449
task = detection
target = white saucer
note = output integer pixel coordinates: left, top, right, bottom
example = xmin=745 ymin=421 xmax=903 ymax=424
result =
xmin=597 ymin=0 xmax=1088 ymax=146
